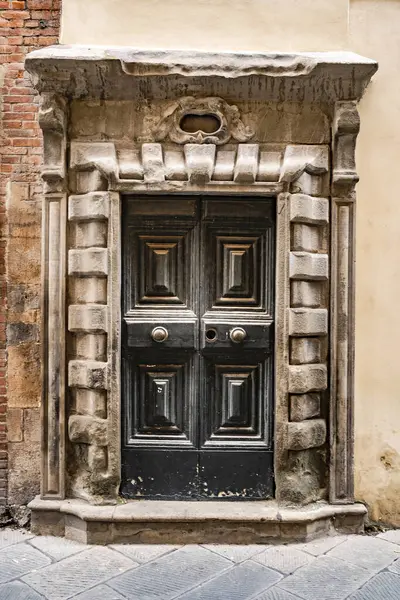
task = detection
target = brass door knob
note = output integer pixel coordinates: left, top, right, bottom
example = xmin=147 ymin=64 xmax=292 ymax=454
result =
xmin=229 ymin=327 xmax=247 ymax=343
xmin=151 ymin=326 xmax=169 ymax=343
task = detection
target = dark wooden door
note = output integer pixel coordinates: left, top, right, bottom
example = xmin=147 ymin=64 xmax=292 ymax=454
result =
xmin=121 ymin=196 xmax=275 ymax=500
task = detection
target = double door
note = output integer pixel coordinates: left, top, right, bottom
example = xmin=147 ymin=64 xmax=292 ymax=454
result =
xmin=121 ymin=196 xmax=275 ymax=499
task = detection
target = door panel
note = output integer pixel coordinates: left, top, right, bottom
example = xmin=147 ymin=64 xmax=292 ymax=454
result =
xmin=121 ymin=196 xmax=275 ymax=500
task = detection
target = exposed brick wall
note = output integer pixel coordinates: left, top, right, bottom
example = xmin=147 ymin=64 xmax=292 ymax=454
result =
xmin=0 ymin=0 xmax=61 ymax=505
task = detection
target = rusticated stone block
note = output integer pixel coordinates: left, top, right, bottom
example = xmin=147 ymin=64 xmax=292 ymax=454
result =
xmin=68 ymin=360 xmax=108 ymax=390
xmin=142 ymin=143 xmax=165 ymax=183
xmin=290 ymin=393 xmax=321 ymax=422
xmin=185 ymin=144 xmax=216 ymax=183
xmin=234 ymin=144 xmax=259 ymax=183
xmin=74 ymin=221 xmax=108 ymax=249
xmin=289 ymin=194 xmax=329 ymax=225
xmin=290 ymin=251 xmax=328 ymax=281
xmin=75 ymin=389 xmax=107 ymax=418
xmin=69 ymin=277 xmax=107 ymax=304
xmin=289 ymin=308 xmax=328 ymax=337
xmin=88 ymin=445 xmax=108 ymax=470
xmin=290 ymin=338 xmax=321 ymax=364
xmin=68 ymin=192 xmax=110 ymax=221
xmin=287 ymin=419 xmax=327 ymax=450
xmin=75 ymin=333 xmax=107 ymax=361
xmin=289 ymin=364 xmax=327 ymax=393
xmin=69 ymin=304 xmax=108 ymax=333
xmin=292 ymin=224 xmax=320 ymax=253
xmin=68 ymin=415 xmax=108 ymax=446
xmin=68 ymin=248 xmax=108 ymax=277
xmin=291 ymin=281 xmax=322 ymax=308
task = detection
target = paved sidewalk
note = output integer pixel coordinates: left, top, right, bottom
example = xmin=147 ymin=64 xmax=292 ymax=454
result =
xmin=0 ymin=528 xmax=400 ymax=599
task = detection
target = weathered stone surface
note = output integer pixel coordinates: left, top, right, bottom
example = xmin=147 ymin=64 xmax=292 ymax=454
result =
xmin=75 ymin=333 xmax=107 ymax=361
xmin=184 ymin=144 xmax=216 ymax=183
xmin=68 ymin=360 xmax=108 ymax=389
xmin=7 ymin=408 xmax=23 ymax=443
xmin=289 ymin=308 xmax=328 ymax=337
xmin=290 ymin=394 xmax=321 ymax=422
xmin=290 ymin=194 xmax=329 ymax=225
xmin=68 ymin=248 xmax=108 ymax=277
xmin=287 ymin=419 xmax=327 ymax=450
xmin=292 ymin=224 xmax=321 ymax=253
xmin=74 ymin=221 xmax=108 ymax=249
xmin=68 ymin=415 xmax=108 ymax=446
xmin=290 ymin=338 xmax=321 ymax=364
xmin=9 ymin=505 xmax=31 ymax=528
xmin=25 ymin=47 xmax=378 ymax=102
xmin=68 ymin=192 xmax=110 ymax=221
xmin=291 ymin=281 xmax=322 ymax=308
xmin=142 ymin=143 xmax=165 ymax=183
xmin=69 ymin=304 xmax=108 ymax=333
xmin=233 ymin=144 xmax=259 ymax=183
xmin=290 ymin=252 xmax=328 ymax=281
xmin=6 ymin=322 xmax=39 ymax=346
xmin=7 ymin=343 xmax=41 ymax=408
xmin=289 ymin=364 xmax=327 ymax=393
xmin=69 ymin=277 xmax=107 ymax=304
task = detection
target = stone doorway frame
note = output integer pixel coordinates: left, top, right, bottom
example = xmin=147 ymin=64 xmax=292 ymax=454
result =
xmin=24 ymin=47 xmax=377 ymax=541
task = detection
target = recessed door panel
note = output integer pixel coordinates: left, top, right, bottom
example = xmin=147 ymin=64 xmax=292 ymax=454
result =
xmin=121 ymin=196 xmax=275 ymax=500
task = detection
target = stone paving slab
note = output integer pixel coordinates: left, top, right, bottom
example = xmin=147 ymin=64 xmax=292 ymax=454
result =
xmin=28 ymin=536 xmax=88 ymax=562
xmin=0 ymin=528 xmax=400 ymax=600
xmin=0 ymin=543 xmax=51 ymax=584
xmin=348 ymin=571 xmax=400 ymax=599
xmin=0 ymin=581 xmax=45 ymax=600
xmin=253 ymin=545 xmax=313 ymax=575
xmin=277 ymin=555 xmax=372 ymax=600
xmin=326 ymin=534 xmax=400 ymax=573
xmin=108 ymin=546 xmax=231 ymax=600
xmin=0 ymin=528 xmax=34 ymax=549
xmin=22 ymin=547 xmax=136 ymax=600
xmin=110 ymin=543 xmax=180 ymax=564
xmin=176 ymin=560 xmax=282 ymax=600
xmin=202 ymin=544 xmax=265 ymax=563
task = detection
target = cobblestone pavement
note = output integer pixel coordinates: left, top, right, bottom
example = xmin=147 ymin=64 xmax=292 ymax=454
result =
xmin=0 ymin=528 xmax=400 ymax=599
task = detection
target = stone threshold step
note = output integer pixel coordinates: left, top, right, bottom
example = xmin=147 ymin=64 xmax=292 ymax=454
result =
xmin=29 ymin=497 xmax=367 ymax=545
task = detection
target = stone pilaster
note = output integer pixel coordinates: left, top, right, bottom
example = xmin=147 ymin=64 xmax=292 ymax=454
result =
xmin=330 ymin=102 xmax=360 ymax=503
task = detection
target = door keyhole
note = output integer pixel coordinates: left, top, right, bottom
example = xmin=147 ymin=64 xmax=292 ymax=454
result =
xmin=205 ymin=328 xmax=217 ymax=342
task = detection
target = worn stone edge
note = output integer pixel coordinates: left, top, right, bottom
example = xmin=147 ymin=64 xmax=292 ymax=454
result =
xmin=28 ymin=496 xmax=367 ymax=523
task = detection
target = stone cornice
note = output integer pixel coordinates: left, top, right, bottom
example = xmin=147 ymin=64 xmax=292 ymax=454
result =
xmin=25 ymin=46 xmax=377 ymax=102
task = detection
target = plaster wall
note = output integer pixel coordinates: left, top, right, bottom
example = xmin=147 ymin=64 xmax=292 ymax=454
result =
xmin=55 ymin=0 xmax=400 ymax=524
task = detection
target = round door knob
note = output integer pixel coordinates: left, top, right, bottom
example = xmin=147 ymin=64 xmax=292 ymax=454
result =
xmin=230 ymin=327 xmax=247 ymax=343
xmin=151 ymin=326 xmax=169 ymax=343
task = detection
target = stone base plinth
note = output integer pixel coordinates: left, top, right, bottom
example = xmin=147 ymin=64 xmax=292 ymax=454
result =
xmin=28 ymin=497 xmax=367 ymax=545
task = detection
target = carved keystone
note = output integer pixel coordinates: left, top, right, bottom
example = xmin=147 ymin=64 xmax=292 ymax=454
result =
xmin=69 ymin=304 xmax=108 ymax=333
xmin=68 ymin=192 xmax=110 ymax=221
xmin=287 ymin=419 xmax=327 ymax=450
xmin=289 ymin=308 xmax=328 ymax=337
xmin=290 ymin=194 xmax=329 ymax=225
xmin=68 ymin=415 xmax=108 ymax=446
xmin=290 ymin=252 xmax=328 ymax=281
xmin=68 ymin=248 xmax=108 ymax=277
xmin=289 ymin=364 xmax=327 ymax=393
xmin=68 ymin=360 xmax=108 ymax=390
